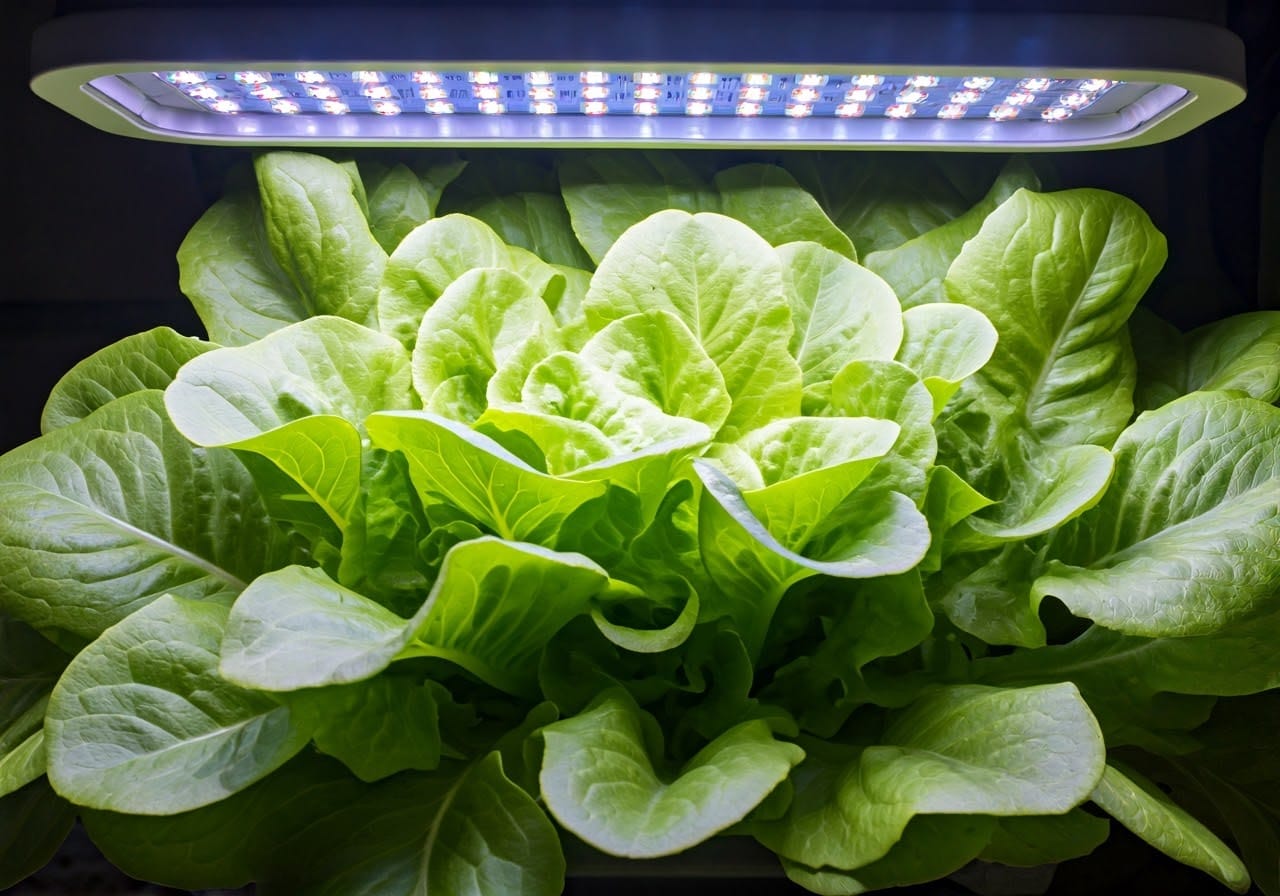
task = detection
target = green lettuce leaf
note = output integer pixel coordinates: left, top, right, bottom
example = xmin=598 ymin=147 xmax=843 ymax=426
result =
xmin=0 ymin=391 xmax=290 ymax=639
xmin=582 ymin=210 xmax=802 ymax=438
xmin=1091 ymin=763 xmax=1250 ymax=893
xmin=1036 ymin=392 xmax=1280 ymax=637
xmin=46 ymin=595 xmax=313 ymax=814
xmin=754 ymin=683 xmax=1105 ymax=871
xmin=40 ymin=327 xmax=215 ymax=433
xmin=539 ymin=688 xmax=803 ymax=857
xmin=255 ymin=152 xmax=388 ymax=328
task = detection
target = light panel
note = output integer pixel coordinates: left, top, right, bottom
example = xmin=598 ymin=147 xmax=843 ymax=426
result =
xmin=29 ymin=8 xmax=1246 ymax=150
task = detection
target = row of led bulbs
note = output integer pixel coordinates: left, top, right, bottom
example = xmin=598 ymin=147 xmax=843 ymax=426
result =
xmin=162 ymin=70 xmax=1117 ymax=120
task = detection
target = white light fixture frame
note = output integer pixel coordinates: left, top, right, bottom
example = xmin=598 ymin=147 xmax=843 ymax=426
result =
xmin=30 ymin=8 xmax=1246 ymax=150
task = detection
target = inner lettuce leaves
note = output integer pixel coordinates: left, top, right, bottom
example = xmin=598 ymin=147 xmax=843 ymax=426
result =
xmin=0 ymin=149 xmax=1274 ymax=896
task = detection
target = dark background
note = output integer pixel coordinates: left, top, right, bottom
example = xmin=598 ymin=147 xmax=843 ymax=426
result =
xmin=2 ymin=1 xmax=1278 ymax=893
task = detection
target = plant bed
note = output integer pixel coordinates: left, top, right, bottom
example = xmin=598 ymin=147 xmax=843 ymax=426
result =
xmin=0 ymin=149 xmax=1276 ymax=895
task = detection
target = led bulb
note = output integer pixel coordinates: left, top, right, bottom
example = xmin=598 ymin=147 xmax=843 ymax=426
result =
xmin=582 ymin=85 xmax=611 ymax=100
xmin=791 ymin=86 xmax=820 ymax=103
xmin=1079 ymin=78 xmax=1115 ymax=92
xmin=796 ymin=74 xmax=827 ymax=87
xmin=1019 ymin=77 xmax=1053 ymax=91
xmin=885 ymin=103 xmax=915 ymax=118
xmin=736 ymin=101 xmax=762 ymax=116
xmin=363 ymin=84 xmax=395 ymax=99
xmin=786 ymin=103 xmax=812 ymax=117
xmin=845 ymin=86 xmax=876 ymax=102
xmin=1060 ymin=91 xmax=1095 ymax=109
xmin=835 ymin=102 xmax=864 ymax=117
xmin=307 ymin=84 xmax=340 ymax=99
xmin=210 ymin=98 xmax=239 ymax=113
xmin=950 ymin=88 xmax=983 ymax=104
xmin=740 ymin=86 xmax=768 ymax=102
xmin=353 ymin=70 xmax=383 ymax=83
xmin=234 ymin=71 xmax=270 ymax=85
xmin=634 ymin=72 xmax=663 ymax=85
xmin=371 ymin=99 xmax=401 ymax=115
xmin=419 ymin=85 xmax=447 ymax=100
xmin=743 ymin=73 xmax=772 ymax=86
xmin=477 ymin=99 xmax=505 ymax=114
xmin=906 ymin=75 xmax=939 ymax=87
xmin=686 ymin=100 xmax=712 ymax=115
xmin=270 ymin=99 xmax=301 ymax=114
xmin=1042 ymin=106 xmax=1073 ymax=121
xmin=531 ymin=100 xmax=557 ymax=114
xmin=294 ymin=71 xmax=326 ymax=84
xmin=425 ymin=99 xmax=453 ymax=114
xmin=988 ymin=104 xmax=1020 ymax=120
xmin=164 ymin=71 xmax=206 ymax=85
xmin=937 ymin=103 xmax=968 ymax=119
xmin=1005 ymin=90 xmax=1036 ymax=106
xmin=634 ymin=85 xmax=660 ymax=100
xmin=185 ymin=85 xmax=219 ymax=100
xmin=469 ymin=71 xmax=498 ymax=84
xmin=412 ymin=71 xmax=442 ymax=84
xmin=583 ymin=100 xmax=610 ymax=115
xmin=852 ymin=74 xmax=884 ymax=87
xmin=251 ymin=85 xmax=284 ymax=100
xmin=633 ymin=100 xmax=659 ymax=115
xmin=688 ymin=86 xmax=714 ymax=101
xmin=526 ymin=71 xmax=553 ymax=86
xmin=897 ymin=87 xmax=928 ymax=104
xmin=321 ymin=99 xmax=349 ymax=114
xmin=580 ymin=71 xmax=610 ymax=84
xmin=529 ymin=86 xmax=555 ymax=101
xmin=473 ymin=84 xmax=501 ymax=100
xmin=963 ymin=76 xmax=995 ymax=90
xmin=688 ymin=72 xmax=716 ymax=86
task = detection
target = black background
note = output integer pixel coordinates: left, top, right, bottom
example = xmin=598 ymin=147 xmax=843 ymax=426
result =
xmin=2 ymin=1 xmax=1278 ymax=893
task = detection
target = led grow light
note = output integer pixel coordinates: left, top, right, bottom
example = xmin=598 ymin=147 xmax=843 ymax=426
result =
xmin=29 ymin=8 xmax=1245 ymax=149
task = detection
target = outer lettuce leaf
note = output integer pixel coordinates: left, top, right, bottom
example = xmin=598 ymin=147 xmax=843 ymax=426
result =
xmin=1133 ymin=309 xmax=1280 ymax=411
xmin=46 ymin=595 xmax=313 ymax=815
xmin=0 ymin=780 xmax=75 ymax=889
xmin=361 ymin=157 xmax=465 ymax=252
xmin=713 ymin=164 xmax=855 ymax=259
xmin=177 ymin=189 xmax=310 ymax=346
xmin=539 ymin=688 xmax=803 ymax=858
xmin=782 ymin=815 xmax=996 ymax=896
xmin=0 ymin=391 xmax=290 ymax=639
xmin=559 ymin=151 xmax=719 ymax=264
xmin=40 ymin=327 xmax=215 ymax=433
xmin=1036 ymin=393 xmax=1280 ymax=637
xmin=220 ymin=537 xmax=609 ymax=698
xmin=255 ymin=152 xmax=387 ymax=328
xmin=460 ymin=190 xmax=595 ymax=269
xmin=863 ymin=157 xmax=1040 ymax=309
xmin=165 ymin=317 xmax=415 ymax=532
xmin=782 ymin=153 xmax=1001 ymax=255
xmin=1091 ymin=763 xmax=1250 ymax=893
xmin=582 ymin=210 xmax=803 ymax=438
xmin=0 ymin=617 xmax=69 ymax=798
xmin=754 ymin=683 xmax=1105 ymax=871
xmin=944 ymin=187 xmax=1166 ymax=451
xmin=270 ymin=753 xmax=565 ymax=896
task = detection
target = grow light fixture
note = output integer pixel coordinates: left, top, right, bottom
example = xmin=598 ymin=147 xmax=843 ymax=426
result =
xmin=30 ymin=8 xmax=1245 ymax=150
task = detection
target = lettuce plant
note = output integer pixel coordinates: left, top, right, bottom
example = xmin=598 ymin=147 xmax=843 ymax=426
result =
xmin=0 ymin=148 xmax=1277 ymax=895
